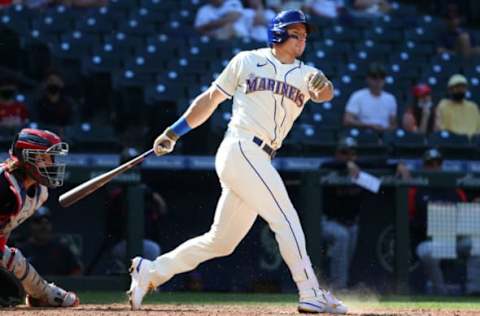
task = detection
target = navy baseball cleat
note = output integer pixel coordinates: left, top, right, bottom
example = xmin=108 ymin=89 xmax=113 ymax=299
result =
xmin=298 ymin=289 xmax=348 ymax=314
xmin=127 ymin=256 xmax=155 ymax=310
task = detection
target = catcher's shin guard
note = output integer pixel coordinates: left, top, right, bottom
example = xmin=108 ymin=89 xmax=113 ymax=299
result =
xmin=1 ymin=246 xmax=79 ymax=307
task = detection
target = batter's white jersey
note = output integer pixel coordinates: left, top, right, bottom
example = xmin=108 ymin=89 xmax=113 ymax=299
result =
xmin=214 ymin=48 xmax=319 ymax=149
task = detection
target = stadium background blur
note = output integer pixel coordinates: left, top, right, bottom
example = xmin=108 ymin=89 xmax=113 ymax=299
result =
xmin=2 ymin=0 xmax=480 ymax=297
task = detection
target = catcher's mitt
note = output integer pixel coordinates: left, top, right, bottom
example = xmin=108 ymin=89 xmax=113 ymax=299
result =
xmin=0 ymin=267 xmax=25 ymax=307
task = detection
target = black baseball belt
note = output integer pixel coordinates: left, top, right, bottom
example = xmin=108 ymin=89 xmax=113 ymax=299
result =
xmin=252 ymin=136 xmax=276 ymax=159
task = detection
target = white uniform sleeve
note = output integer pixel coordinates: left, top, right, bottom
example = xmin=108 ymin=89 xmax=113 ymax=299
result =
xmin=213 ymin=52 xmax=246 ymax=99
xmin=345 ymin=91 xmax=360 ymax=115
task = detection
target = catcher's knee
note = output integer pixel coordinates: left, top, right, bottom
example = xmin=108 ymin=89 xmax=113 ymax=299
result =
xmin=1 ymin=247 xmax=29 ymax=280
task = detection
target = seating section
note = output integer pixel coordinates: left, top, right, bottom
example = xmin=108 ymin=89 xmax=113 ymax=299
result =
xmin=1 ymin=2 xmax=479 ymax=158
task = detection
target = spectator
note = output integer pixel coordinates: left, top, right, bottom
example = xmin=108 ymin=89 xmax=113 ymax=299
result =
xmin=434 ymin=74 xmax=480 ymax=137
xmin=320 ymin=137 xmax=410 ymax=289
xmin=34 ymin=70 xmax=76 ymax=127
xmin=402 ymin=83 xmax=435 ymax=134
xmin=265 ymin=0 xmax=304 ymax=12
xmin=349 ymin=0 xmax=391 ymax=18
xmin=343 ymin=63 xmax=397 ymax=132
xmin=194 ymin=0 xmax=247 ymax=40
xmin=409 ymin=148 xmax=480 ymax=295
xmin=0 ymin=75 xmax=29 ymax=129
xmin=304 ymin=0 xmax=348 ymax=19
xmin=242 ymin=0 xmax=276 ymax=42
xmin=437 ymin=4 xmax=480 ymax=58
xmin=87 ymin=147 xmax=167 ymax=274
xmin=20 ymin=207 xmax=83 ymax=276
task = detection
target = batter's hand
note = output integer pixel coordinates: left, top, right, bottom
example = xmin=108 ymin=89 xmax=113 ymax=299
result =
xmin=306 ymin=71 xmax=330 ymax=94
xmin=153 ymin=128 xmax=178 ymax=156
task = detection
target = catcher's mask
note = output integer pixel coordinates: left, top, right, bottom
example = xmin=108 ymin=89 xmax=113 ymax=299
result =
xmin=10 ymin=128 xmax=69 ymax=188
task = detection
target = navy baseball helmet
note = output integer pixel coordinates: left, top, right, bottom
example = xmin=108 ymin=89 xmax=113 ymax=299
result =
xmin=268 ymin=10 xmax=311 ymax=46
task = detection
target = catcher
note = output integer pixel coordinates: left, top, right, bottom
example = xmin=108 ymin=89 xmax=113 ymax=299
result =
xmin=0 ymin=128 xmax=78 ymax=308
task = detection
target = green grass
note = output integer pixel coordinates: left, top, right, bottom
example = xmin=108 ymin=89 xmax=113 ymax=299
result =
xmin=77 ymin=291 xmax=480 ymax=310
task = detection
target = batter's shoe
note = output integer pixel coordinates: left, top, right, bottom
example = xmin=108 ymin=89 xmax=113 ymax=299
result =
xmin=298 ymin=289 xmax=347 ymax=314
xmin=127 ymin=256 xmax=155 ymax=310
xmin=26 ymin=284 xmax=79 ymax=307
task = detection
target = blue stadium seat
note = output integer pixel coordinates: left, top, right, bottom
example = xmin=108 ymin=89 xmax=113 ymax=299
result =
xmin=144 ymin=82 xmax=188 ymax=104
xmin=103 ymin=32 xmax=145 ymax=55
xmin=130 ymin=6 xmax=167 ymax=25
xmin=117 ymin=18 xmax=156 ymax=36
xmin=75 ymin=14 xmax=116 ymax=34
xmin=139 ymin=0 xmax=179 ymax=12
xmin=427 ymin=131 xmax=473 ymax=159
xmin=112 ymin=68 xmax=154 ymax=89
xmin=123 ymin=54 xmax=166 ymax=75
xmin=404 ymin=26 xmax=437 ymax=44
xmin=1 ymin=11 xmax=29 ymax=34
xmin=52 ymin=31 xmax=100 ymax=59
xmin=283 ymin=124 xmax=337 ymax=155
xmin=383 ymin=128 xmax=426 ymax=157
xmin=31 ymin=14 xmax=73 ymax=35
xmin=147 ymin=34 xmax=187 ymax=57
xmin=364 ymin=26 xmax=403 ymax=45
xmin=64 ymin=123 xmax=121 ymax=153
xmin=324 ymin=25 xmax=362 ymax=43
xmin=82 ymin=51 xmax=123 ymax=74
xmin=353 ymin=40 xmax=391 ymax=62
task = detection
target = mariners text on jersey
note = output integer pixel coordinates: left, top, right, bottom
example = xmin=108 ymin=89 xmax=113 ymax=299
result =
xmin=245 ymin=74 xmax=305 ymax=107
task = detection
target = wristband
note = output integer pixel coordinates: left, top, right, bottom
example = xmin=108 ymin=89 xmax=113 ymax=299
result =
xmin=170 ymin=117 xmax=192 ymax=138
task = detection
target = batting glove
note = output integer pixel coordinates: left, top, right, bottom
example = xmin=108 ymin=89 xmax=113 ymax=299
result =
xmin=153 ymin=128 xmax=178 ymax=156
xmin=307 ymin=71 xmax=331 ymax=95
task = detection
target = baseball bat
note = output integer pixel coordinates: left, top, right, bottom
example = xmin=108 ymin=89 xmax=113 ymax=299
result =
xmin=59 ymin=148 xmax=155 ymax=208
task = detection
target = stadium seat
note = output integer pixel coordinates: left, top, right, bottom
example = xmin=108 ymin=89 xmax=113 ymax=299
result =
xmin=353 ymin=40 xmax=391 ymax=62
xmin=103 ymin=32 xmax=145 ymax=54
xmin=75 ymin=14 xmax=116 ymax=34
xmin=144 ymin=82 xmax=188 ymax=104
xmin=427 ymin=131 xmax=473 ymax=159
xmin=364 ymin=26 xmax=403 ymax=45
xmin=404 ymin=26 xmax=437 ymax=44
xmin=130 ymin=6 xmax=167 ymax=25
xmin=339 ymin=128 xmax=385 ymax=156
xmin=324 ymin=25 xmax=362 ymax=43
xmin=284 ymin=124 xmax=337 ymax=155
xmin=117 ymin=18 xmax=156 ymax=36
xmin=139 ymin=0 xmax=179 ymax=12
xmin=124 ymin=54 xmax=166 ymax=74
xmin=64 ymin=123 xmax=121 ymax=153
xmin=112 ymin=68 xmax=154 ymax=89
xmin=383 ymin=129 xmax=427 ymax=157
xmin=31 ymin=14 xmax=73 ymax=35
xmin=1 ymin=11 xmax=29 ymax=34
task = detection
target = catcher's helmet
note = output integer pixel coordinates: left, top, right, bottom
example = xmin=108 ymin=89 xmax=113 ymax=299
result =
xmin=268 ymin=10 xmax=311 ymax=46
xmin=10 ymin=128 xmax=69 ymax=188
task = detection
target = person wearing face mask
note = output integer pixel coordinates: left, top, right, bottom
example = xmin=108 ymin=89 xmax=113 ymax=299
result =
xmin=0 ymin=76 xmax=29 ymax=129
xmin=434 ymin=74 xmax=480 ymax=137
xmin=402 ymin=83 xmax=435 ymax=134
xmin=34 ymin=71 xmax=76 ymax=127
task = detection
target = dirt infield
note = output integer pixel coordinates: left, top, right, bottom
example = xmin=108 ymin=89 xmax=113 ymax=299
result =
xmin=1 ymin=304 xmax=479 ymax=316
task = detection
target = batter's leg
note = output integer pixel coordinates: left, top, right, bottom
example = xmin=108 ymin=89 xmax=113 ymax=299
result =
xmin=230 ymin=141 xmax=347 ymax=313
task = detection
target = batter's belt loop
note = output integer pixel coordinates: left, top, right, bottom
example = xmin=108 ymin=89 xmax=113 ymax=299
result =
xmin=252 ymin=136 xmax=277 ymax=159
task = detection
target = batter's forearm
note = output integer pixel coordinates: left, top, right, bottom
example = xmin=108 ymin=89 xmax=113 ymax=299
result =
xmin=184 ymin=87 xmax=226 ymax=128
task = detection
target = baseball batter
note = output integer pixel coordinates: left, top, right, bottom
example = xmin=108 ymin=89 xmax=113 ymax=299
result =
xmin=0 ymin=128 xmax=78 ymax=307
xmin=129 ymin=10 xmax=347 ymax=314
